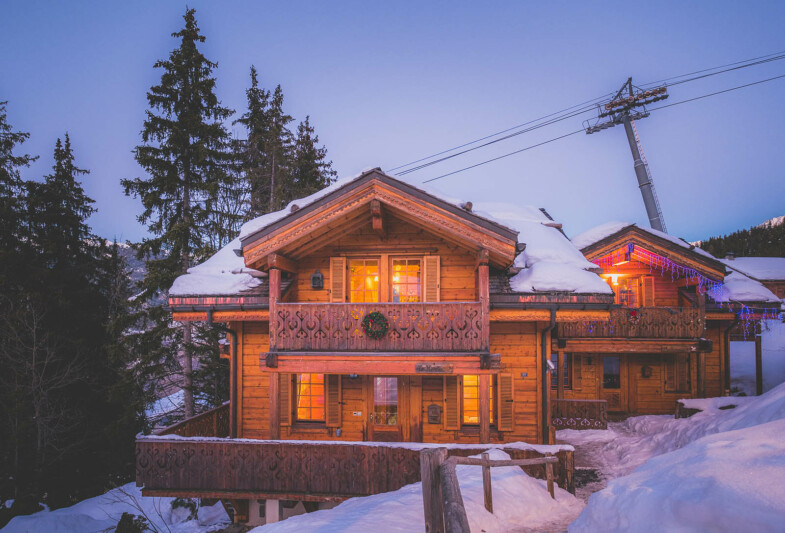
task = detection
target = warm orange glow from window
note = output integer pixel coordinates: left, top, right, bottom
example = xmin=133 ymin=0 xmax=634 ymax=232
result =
xmin=391 ymin=258 xmax=421 ymax=303
xmin=296 ymin=374 xmax=325 ymax=421
xmin=349 ymin=259 xmax=379 ymax=303
xmin=462 ymin=375 xmax=495 ymax=424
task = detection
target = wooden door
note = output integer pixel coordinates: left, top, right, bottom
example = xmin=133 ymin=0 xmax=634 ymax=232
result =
xmin=599 ymin=356 xmax=628 ymax=412
xmin=365 ymin=376 xmax=403 ymax=441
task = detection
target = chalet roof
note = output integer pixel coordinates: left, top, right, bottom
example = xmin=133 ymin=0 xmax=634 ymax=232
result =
xmin=721 ymin=257 xmax=785 ymax=282
xmin=713 ymin=270 xmax=782 ymax=305
xmin=571 ymin=221 xmax=726 ymax=278
xmin=169 ymin=169 xmax=612 ymax=300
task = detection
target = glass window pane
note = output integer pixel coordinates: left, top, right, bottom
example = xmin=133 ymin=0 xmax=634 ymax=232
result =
xmin=373 ymin=377 xmax=398 ymax=425
xmin=349 ymin=259 xmax=379 ymax=302
xmin=296 ymin=373 xmax=325 ymax=421
xmin=603 ymin=357 xmax=621 ymax=389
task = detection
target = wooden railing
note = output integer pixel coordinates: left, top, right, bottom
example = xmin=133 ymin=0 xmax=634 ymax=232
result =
xmin=272 ymin=301 xmax=485 ymax=352
xmin=557 ymin=307 xmax=703 ymax=339
xmin=551 ymin=399 xmax=608 ymax=430
xmin=155 ymin=402 xmax=230 ymax=438
xmin=135 ymin=438 xmax=573 ymax=500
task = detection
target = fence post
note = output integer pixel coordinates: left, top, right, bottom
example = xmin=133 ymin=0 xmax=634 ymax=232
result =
xmin=421 ymin=447 xmax=447 ymax=533
xmin=439 ymin=459 xmax=471 ymax=533
xmin=481 ymin=452 xmax=493 ymax=513
xmin=545 ymin=453 xmax=555 ymax=499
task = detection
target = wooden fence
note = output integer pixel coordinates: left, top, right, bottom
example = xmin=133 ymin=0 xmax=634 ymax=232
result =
xmin=136 ymin=437 xmax=573 ymax=501
xmin=154 ymin=402 xmax=230 ymax=438
xmin=272 ymin=301 xmax=485 ymax=352
xmin=551 ymin=399 xmax=608 ymax=430
xmin=421 ymin=448 xmax=558 ymax=533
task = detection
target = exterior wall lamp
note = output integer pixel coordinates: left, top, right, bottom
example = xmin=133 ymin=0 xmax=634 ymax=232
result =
xmin=311 ymin=269 xmax=324 ymax=289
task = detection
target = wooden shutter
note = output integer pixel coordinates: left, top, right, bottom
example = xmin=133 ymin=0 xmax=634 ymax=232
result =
xmin=279 ymin=373 xmax=292 ymax=426
xmin=572 ymin=355 xmax=582 ymax=390
xmin=641 ymin=276 xmax=655 ymax=307
xmin=423 ymin=255 xmax=440 ymax=302
xmin=443 ymin=376 xmax=459 ymax=430
xmin=497 ymin=373 xmax=514 ymax=432
xmin=330 ymin=257 xmax=346 ymax=303
xmin=325 ymin=374 xmax=342 ymax=427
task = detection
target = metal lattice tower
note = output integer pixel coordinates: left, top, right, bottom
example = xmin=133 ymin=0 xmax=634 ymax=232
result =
xmin=585 ymin=78 xmax=669 ymax=233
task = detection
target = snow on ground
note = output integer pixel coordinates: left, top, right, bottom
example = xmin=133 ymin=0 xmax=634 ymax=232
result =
xmin=146 ymin=388 xmax=185 ymax=420
xmin=1 ymin=483 xmax=229 ymax=533
xmin=560 ymin=381 xmax=785 ymax=532
xmin=731 ymin=318 xmax=785 ymax=394
xmin=250 ymin=449 xmax=584 ymax=533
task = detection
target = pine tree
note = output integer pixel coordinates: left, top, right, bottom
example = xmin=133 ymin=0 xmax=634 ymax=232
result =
xmin=291 ymin=116 xmax=337 ymax=198
xmin=266 ymin=85 xmax=294 ymax=211
xmin=122 ymin=8 xmax=234 ymax=417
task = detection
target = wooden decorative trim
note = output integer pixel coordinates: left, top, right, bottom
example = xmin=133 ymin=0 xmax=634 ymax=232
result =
xmin=172 ymin=310 xmax=269 ymax=322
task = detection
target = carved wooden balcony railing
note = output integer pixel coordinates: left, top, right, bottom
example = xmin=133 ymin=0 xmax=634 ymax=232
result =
xmin=272 ymin=301 xmax=485 ymax=352
xmin=551 ymin=399 xmax=608 ymax=430
xmin=155 ymin=402 xmax=230 ymax=438
xmin=136 ymin=437 xmax=574 ymax=498
xmin=557 ymin=307 xmax=703 ymax=339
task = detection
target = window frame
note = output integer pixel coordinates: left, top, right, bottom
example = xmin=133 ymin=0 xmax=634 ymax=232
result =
xmin=550 ymin=353 xmax=573 ymax=390
xmin=390 ymin=256 xmax=423 ymax=303
xmin=294 ymin=373 xmax=326 ymax=423
xmin=348 ymin=257 xmax=381 ymax=303
xmin=460 ymin=375 xmax=496 ymax=426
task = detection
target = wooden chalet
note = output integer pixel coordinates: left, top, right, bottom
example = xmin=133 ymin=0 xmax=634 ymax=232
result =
xmin=135 ymin=170 xmax=776 ymax=524
xmin=561 ymin=222 xmax=781 ymax=415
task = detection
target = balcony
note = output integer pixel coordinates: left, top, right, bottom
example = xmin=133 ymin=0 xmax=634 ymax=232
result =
xmin=271 ymin=301 xmax=485 ymax=352
xmin=557 ymin=307 xmax=703 ymax=339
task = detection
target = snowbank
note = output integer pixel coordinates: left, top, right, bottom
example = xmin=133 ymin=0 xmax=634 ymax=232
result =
xmin=2 ymin=483 xmax=229 ymax=533
xmin=677 ymin=395 xmax=754 ymax=413
xmin=569 ymin=419 xmax=785 ymax=533
xmin=250 ymin=449 xmax=584 ymax=533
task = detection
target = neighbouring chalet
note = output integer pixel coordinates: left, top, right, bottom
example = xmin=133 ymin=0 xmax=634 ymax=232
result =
xmin=134 ymin=169 xmax=780 ymax=524
xmin=564 ymin=221 xmax=782 ymax=414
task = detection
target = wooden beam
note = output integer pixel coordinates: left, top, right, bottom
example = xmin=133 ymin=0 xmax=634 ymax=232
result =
xmin=370 ymin=199 xmax=386 ymax=239
xmin=556 ymin=338 xmax=704 ymax=353
xmin=269 ymin=267 xmax=281 ymax=352
xmin=172 ymin=310 xmax=270 ymax=322
xmin=267 ymin=253 xmax=298 ymax=273
xmin=477 ymin=251 xmax=490 ymax=352
xmin=479 ymin=374 xmax=490 ymax=444
xmin=489 ymin=309 xmax=610 ymax=322
xmin=755 ymin=335 xmax=763 ymax=396
xmin=261 ymin=353 xmax=500 ymax=375
xmin=269 ymin=372 xmax=280 ymax=440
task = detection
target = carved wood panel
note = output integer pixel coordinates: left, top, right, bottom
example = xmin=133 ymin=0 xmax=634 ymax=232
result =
xmin=557 ymin=308 xmax=703 ymax=339
xmin=272 ymin=302 xmax=484 ymax=352
xmin=550 ymin=399 xmax=608 ymax=430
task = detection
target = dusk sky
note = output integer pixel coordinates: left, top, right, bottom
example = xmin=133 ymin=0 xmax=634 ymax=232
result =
xmin=2 ymin=1 xmax=784 ymax=244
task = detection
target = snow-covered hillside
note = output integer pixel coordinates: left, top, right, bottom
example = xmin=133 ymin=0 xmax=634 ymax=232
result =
xmin=566 ymin=381 xmax=785 ymax=532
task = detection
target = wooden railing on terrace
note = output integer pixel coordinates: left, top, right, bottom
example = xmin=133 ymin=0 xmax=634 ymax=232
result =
xmin=272 ymin=301 xmax=485 ymax=352
xmin=551 ymin=399 xmax=608 ymax=430
xmin=135 ymin=438 xmax=574 ymax=499
xmin=557 ymin=307 xmax=703 ymax=339
xmin=155 ymin=402 xmax=230 ymax=438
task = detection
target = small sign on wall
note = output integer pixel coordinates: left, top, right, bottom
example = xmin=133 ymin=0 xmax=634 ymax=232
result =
xmin=416 ymin=363 xmax=454 ymax=374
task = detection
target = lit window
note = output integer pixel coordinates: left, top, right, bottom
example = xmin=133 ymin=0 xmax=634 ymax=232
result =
xmin=462 ymin=375 xmax=495 ymax=425
xmin=391 ymin=258 xmax=421 ymax=303
xmin=296 ymin=374 xmax=325 ymax=421
xmin=349 ymin=259 xmax=379 ymax=303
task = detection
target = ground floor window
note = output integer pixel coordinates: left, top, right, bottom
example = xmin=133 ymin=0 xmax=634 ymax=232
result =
xmin=373 ymin=377 xmax=398 ymax=425
xmin=665 ymin=354 xmax=691 ymax=392
xmin=603 ymin=356 xmax=621 ymax=389
xmin=550 ymin=353 xmax=573 ymax=389
xmin=462 ymin=375 xmax=495 ymax=425
xmin=295 ymin=373 xmax=325 ymax=421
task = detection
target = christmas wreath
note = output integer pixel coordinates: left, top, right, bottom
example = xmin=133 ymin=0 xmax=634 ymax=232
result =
xmin=361 ymin=311 xmax=389 ymax=340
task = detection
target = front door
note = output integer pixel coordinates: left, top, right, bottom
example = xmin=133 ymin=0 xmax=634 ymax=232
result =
xmin=367 ymin=376 xmax=402 ymax=441
xmin=600 ymin=356 xmax=627 ymax=411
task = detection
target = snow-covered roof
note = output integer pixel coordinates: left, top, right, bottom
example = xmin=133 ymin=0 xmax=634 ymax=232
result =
xmin=713 ymin=270 xmax=782 ymax=305
xmin=572 ymin=221 xmax=717 ymax=261
xmin=169 ymin=237 xmax=264 ymax=297
xmin=721 ymin=257 xmax=785 ymax=282
xmin=170 ymin=170 xmax=612 ymax=298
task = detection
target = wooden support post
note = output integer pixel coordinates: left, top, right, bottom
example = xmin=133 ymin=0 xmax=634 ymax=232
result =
xmin=420 ymin=447 xmax=448 ymax=533
xmin=269 ymin=373 xmax=280 ymax=440
xmin=477 ymin=250 xmax=490 ymax=352
xmin=481 ymin=452 xmax=493 ymax=513
xmin=269 ymin=267 xmax=281 ymax=351
xmin=557 ymin=351 xmax=565 ymax=400
xmin=545 ymin=453 xmax=555 ymax=499
xmin=755 ymin=336 xmax=763 ymax=396
xmin=479 ymin=374 xmax=490 ymax=444
xmin=440 ymin=460 xmax=471 ymax=533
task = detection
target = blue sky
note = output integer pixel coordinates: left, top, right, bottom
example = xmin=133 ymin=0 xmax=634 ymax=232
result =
xmin=2 ymin=1 xmax=784 ymax=244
